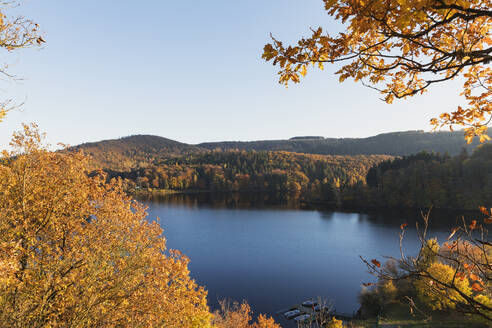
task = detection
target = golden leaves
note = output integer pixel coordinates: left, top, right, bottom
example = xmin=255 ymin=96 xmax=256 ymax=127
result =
xmin=264 ymin=0 xmax=492 ymax=143
xmin=213 ymin=300 xmax=280 ymax=328
xmin=0 ymin=124 xmax=212 ymax=327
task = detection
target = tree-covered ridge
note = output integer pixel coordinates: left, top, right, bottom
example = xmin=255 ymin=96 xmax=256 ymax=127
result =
xmin=109 ymin=150 xmax=393 ymax=204
xmin=87 ymin=140 xmax=492 ymax=211
xmin=199 ymin=130 xmax=489 ymax=156
xmin=69 ymin=135 xmax=207 ymax=171
xmin=72 ymin=130 xmax=490 ymax=172
xmin=353 ymin=144 xmax=492 ymax=210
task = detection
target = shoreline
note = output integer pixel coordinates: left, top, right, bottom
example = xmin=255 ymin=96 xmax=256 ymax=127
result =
xmin=130 ymin=188 xmax=481 ymax=213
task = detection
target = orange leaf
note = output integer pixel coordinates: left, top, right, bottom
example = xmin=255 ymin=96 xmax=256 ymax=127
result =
xmin=469 ymin=273 xmax=480 ymax=281
xmin=362 ymin=283 xmax=374 ymax=287
xmin=371 ymin=259 xmax=381 ymax=268
xmin=469 ymin=220 xmax=477 ymax=230
xmin=400 ymin=223 xmax=407 ymax=230
xmin=471 ymin=282 xmax=484 ymax=292
xmin=484 ymin=217 xmax=492 ymax=224
xmin=479 ymin=206 xmax=490 ymax=216
xmin=456 ymin=272 xmax=465 ymax=280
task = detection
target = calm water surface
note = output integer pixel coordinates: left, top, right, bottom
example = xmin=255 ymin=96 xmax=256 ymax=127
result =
xmin=142 ymin=193 xmax=466 ymax=326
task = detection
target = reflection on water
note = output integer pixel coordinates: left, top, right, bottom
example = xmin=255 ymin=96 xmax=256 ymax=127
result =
xmin=139 ymin=192 xmax=302 ymax=210
xmin=140 ymin=192 xmax=475 ymax=328
xmin=140 ymin=192 xmax=476 ymax=228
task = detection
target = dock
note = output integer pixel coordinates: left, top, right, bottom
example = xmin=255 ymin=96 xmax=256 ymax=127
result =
xmin=276 ymin=301 xmax=354 ymax=323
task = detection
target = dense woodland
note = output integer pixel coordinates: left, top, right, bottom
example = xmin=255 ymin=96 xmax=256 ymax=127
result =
xmin=71 ymin=130 xmax=490 ymax=172
xmin=102 ymin=144 xmax=492 ymax=211
xmin=107 ymin=151 xmax=393 ymax=207
xmin=349 ymin=144 xmax=492 ymax=210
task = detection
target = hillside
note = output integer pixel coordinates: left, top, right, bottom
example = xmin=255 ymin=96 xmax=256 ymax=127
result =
xmin=70 ymin=135 xmax=206 ymax=171
xmin=70 ymin=130 xmax=491 ymax=171
xmin=347 ymin=143 xmax=492 ymax=210
xmin=108 ymin=150 xmax=394 ymax=204
xmin=198 ymin=130 xmax=489 ymax=156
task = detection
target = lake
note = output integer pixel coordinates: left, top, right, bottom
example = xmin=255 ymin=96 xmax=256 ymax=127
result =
xmin=141 ymin=192 xmax=466 ymax=327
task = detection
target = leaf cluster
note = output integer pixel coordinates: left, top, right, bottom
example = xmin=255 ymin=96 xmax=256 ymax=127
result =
xmin=263 ymin=0 xmax=491 ymax=141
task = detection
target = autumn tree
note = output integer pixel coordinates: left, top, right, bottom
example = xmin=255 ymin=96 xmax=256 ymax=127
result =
xmin=363 ymin=214 xmax=492 ymax=324
xmin=263 ymin=1 xmax=492 ymax=323
xmin=211 ymin=300 xmax=281 ymax=328
xmin=263 ymin=0 xmax=491 ymax=142
xmin=0 ymin=124 xmax=212 ymax=328
xmin=0 ymin=2 xmax=44 ymax=122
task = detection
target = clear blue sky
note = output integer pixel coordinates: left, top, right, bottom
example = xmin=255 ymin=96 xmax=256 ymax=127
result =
xmin=0 ymin=0 xmax=463 ymax=148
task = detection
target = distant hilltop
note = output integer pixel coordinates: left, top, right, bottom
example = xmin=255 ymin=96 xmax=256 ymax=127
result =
xmin=289 ymin=136 xmax=325 ymax=140
xmin=198 ymin=130 xmax=488 ymax=156
xmin=70 ymin=129 xmax=490 ymax=171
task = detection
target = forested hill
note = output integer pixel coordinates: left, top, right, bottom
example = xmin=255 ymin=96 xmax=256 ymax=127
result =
xmin=199 ymin=130 xmax=489 ymax=156
xmin=69 ymin=135 xmax=207 ymax=170
xmin=109 ymin=150 xmax=393 ymax=205
xmin=70 ymin=130 xmax=491 ymax=171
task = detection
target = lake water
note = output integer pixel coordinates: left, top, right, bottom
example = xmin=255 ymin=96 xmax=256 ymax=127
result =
xmin=141 ymin=193 xmax=466 ymax=327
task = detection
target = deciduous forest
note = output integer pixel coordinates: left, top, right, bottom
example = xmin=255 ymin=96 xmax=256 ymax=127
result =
xmin=1 ymin=0 xmax=491 ymax=327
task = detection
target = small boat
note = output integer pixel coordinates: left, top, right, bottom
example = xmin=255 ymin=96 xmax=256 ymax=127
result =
xmin=283 ymin=309 xmax=302 ymax=319
xmin=294 ymin=314 xmax=312 ymax=323
xmin=301 ymin=300 xmax=318 ymax=307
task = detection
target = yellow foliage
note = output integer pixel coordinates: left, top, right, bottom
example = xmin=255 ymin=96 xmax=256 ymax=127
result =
xmin=263 ymin=0 xmax=491 ymax=142
xmin=255 ymin=314 xmax=281 ymax=328
xmin=379 ymin=280 xmax=397 ymax=304
xmin=414 ymin=262 xmax=472 ymax=311
xmin=212 ymin=300 xmax=280 ymax=328
xmin=326 ymin=316 xmax=344 ymax=328
xmin=0 ymin=124 xmax=212 ymax=327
